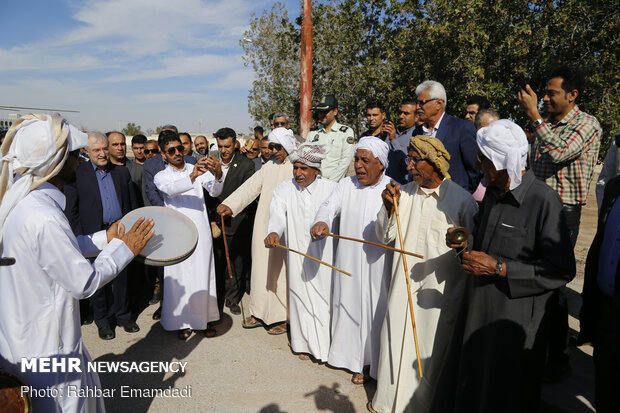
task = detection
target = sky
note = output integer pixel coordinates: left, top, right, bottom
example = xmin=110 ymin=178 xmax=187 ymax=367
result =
xmin=0 ymin=0 xmax=301 ymax=134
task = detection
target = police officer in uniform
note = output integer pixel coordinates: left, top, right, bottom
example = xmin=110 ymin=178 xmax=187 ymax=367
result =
xmin=307 ymin=94 xmax=356 ymax=182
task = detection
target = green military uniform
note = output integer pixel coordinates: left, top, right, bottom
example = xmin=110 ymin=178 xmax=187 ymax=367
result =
xmin=307 ymin=121 xmax=356 ymax=182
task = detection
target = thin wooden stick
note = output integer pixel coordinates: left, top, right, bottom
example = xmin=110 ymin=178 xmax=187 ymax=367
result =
xmin=393 ymin=201 xmax=424 ymax=378
xmin=326 ymin=233 xmax=424 ymax=259
xmin=220 ymin=214 xmax=233 ymax=279
xmin=275 ymin=244 xmax=352 ymax=277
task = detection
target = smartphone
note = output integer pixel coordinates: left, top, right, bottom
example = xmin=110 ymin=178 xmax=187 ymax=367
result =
xmin=209 ymin=147 xmax=220 ymax=161
xmin=515 ymin=74 xmax=528 ymax=91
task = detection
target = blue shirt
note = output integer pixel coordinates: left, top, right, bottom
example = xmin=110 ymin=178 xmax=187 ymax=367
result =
xmin=598 ymin=196 xmax=620 ymax=296
xmin=92 ymin=162 xmax=123 ymax=224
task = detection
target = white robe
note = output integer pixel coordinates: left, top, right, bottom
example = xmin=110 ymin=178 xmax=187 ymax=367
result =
xmin=154 ymin=163 xmax=223 ymax=330
xmin=313 ymin=173 xmax=393 ymax=377
xmin=223 ymin=159 xmax=293 ymax=325
xmin=372 ymin=179 xmax=478 ymax=413
xmin=0 ymin=182 xmax=134 ymax=413
xmin=268 ymin=176 xmax=337 ymax=361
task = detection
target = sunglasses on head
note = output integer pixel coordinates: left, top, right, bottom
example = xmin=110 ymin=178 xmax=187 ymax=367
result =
xmin=166 ymin=145 xmax=184 ymax=155
xmin=268 ymin=143 xmax=283 ymax=151
xmin=145 ymin=149 xmax=158 ymax=154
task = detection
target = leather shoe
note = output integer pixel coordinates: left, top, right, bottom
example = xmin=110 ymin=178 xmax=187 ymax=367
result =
xmin=119 ymin=321 xmax=140 ymax=333
xmin=228 ymin=303 xmax=241 ymax=315
xmin=152 ymin=307 xmax=162 ymax=320
xmin=98 ymin=326 xmax=115 ymax=340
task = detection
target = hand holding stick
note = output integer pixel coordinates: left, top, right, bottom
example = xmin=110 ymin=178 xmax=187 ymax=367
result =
xmin=220 ymin=214 xmax=233 ymax=279
xmin=394 ymin=199 xmax=423 ymax=378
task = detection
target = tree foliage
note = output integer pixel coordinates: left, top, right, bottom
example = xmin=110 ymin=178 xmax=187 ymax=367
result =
xmin=122 ymin=122 xmax=143 ymax=136
xmin=243 ymin=0 xmax=618 ymax=156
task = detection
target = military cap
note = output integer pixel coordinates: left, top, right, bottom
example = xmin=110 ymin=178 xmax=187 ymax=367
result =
xmin=311 ymin=94 xmax=338 ymax=111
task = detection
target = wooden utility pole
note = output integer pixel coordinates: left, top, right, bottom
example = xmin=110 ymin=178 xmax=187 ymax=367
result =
xmin=299 ymin=0 xmax=312 ymax=140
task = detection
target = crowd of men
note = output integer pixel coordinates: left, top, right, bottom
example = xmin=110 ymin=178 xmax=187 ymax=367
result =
xmin=0 ymin=64 xmax=618 ymax=413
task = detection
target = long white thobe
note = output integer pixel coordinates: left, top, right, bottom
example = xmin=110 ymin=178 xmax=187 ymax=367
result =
xmin=223 ymin=158 xmax=293 ymax=325
xmin=267 ymin=176 xmax=337 ymax=361
xmin=0 ymin=182 xmax=134 ymax=413
xmin=154 ymin=163 xmax=223 ymax=330
xmin=372 ymin=179 xmax=478 ymax=413
xmin=313 ymin=173 xmax=393 ymax=377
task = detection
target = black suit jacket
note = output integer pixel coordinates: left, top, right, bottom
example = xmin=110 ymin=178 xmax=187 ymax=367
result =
xmin=206 ymin=153 xmax=256 ymax=236
xmin=64 ymin=162 xmax=139 ymax=236
xmin=581 ymin=176 xmax=620 ymax=346
xmin=413 ymin=113 xmax=481 ymax=192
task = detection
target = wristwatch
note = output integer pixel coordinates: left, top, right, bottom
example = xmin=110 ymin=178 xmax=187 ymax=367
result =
xmin=530 ymin=118 xmax=544 ymax=129
xmin=494 ymin=260 xmax=503 ymax=276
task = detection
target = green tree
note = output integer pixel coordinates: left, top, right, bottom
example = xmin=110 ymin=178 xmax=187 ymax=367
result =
xmin=122 ymin=122 xmax=143 ymax=136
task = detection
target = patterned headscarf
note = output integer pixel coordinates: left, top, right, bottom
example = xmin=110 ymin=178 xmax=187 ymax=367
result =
xmin=409 ymin=135 xmax=451 ymax=179
xmin=289 ymin=143 xmax=328 ymax=171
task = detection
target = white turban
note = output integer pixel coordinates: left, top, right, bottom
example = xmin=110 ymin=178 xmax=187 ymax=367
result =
xmin=477 ymin=119 xmax=529 ymax=190
xmin=268 ymin=127 xmax=297 ymax=156
xmin=289 ymin=143 xmax=328 ymax=170
xmin=355 ymin=136 xmax=389 ymax=169
xmin=0 ymin=113 xmax=87 ymax=250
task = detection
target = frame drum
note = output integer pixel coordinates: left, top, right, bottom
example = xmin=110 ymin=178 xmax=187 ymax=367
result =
xmin=0 ymin=371 xmax=31 ymax=413
xmin=120 ymin=206 xmax=198 ymax=266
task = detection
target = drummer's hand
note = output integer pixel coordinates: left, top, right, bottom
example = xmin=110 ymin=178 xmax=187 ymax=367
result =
xmin=382 ymin=180 xmax=400 ymax=217
xmin=217 ymin=204 xmax=233 ymax=217
xmin=118 ymin=217 xmax=155 ymax=256
xmin=106 ymin=220 xmax=121 ymax=243
xmin=264 ymin=232 xmax=280 ymax=248
xmin=310 ymin=222 xmax=329 ymax=239
xmin=445 ymin=227 xmax=468 ymax=250
xmin=206 ymin=155 xmax=222 ymax=180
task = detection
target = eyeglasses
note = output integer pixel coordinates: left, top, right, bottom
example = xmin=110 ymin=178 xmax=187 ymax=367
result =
xmin=274 ymin=122 xmax=287 ymax=127
xmin=145 ymin=149 xmax=159 ymax=154
xmin=405 ymin=156 xmax=423 ymax=165
xmin=416 ymin=98 xmax=438 ymax=106
xmin=268 ymin=143 xmax=283 ymax=151
xmin=166 ymin=145 xmax=184 ymax=155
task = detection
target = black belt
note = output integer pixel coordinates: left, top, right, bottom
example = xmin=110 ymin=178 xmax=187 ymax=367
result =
xmin=562 ymin=204 xmax=582 ymax=212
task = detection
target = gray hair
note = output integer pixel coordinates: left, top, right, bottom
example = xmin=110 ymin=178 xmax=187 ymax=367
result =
xmin=273 ymin=112 xmax=289 ymax=121
xmin=415 ymin=80 xmax=447 ymax=110
xmin=474 ymin=109 xmax=500 ymax=130
xmin=87 ymin=131 xmax=108 ymax=145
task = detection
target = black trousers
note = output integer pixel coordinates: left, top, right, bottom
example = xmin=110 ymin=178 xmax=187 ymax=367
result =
xmin=594 ymin=295 xmax=620 ymax=413
xmin=92 ymin=266 xmax=132 ymax=328
xmin=213 ymin=231 xmax=252 ymax=313
xmin=548 ymin=204 xmax=581 ymax=364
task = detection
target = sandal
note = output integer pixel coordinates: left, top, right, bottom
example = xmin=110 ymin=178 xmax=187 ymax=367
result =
xmin=367 ymin=401 xmax=378 ymax=413
xmin=299 ymin=354 xmax=310 ymax=360
xmin=178 ymin=328 xmax=192 ymax=340
xmin=351 ymin=373 xmax=367 ymax=385
xmin=242 ymin=316 xmax=262 ymax=329
xmin=267 ymin=323 xmax=287 ymax=335
xmin=204 ymin=327 xmax=216 ymax=338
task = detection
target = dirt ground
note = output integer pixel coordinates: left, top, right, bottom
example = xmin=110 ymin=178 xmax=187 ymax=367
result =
xmin=81 ymin=168 xmax=603 ymax=413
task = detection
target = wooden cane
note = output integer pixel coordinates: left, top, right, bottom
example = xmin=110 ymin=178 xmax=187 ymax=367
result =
xmin=393 ymin=200 xmax=424 ymax=378
xmin=274 ymin=244 xmax=352 ymax=277
xmin=326 ymin=233 xmax=424 ymax=259
xmin=220 ymin=214 xmax=233 ymax=279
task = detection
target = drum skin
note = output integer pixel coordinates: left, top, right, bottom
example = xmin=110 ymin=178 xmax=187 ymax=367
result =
xmin=120 ymin=206 xmax=198 ymax=266
xmin=0 ymin=371 xmax=31 ymax=413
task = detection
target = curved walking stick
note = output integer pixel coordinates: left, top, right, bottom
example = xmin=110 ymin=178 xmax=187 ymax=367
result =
xmin=393 ymin=200 xmax=423 ymax=378
xmin=220 ymin=214 xmax=233 ymax=279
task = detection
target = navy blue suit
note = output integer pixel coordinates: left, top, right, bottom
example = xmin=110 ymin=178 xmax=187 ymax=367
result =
xmin=63 ymin=161 xmax=139 ymax=329
xmin=413 ymin=114 xmax=481 ymax=192
xmin=143 ymin=154 xmax=196 ymax=207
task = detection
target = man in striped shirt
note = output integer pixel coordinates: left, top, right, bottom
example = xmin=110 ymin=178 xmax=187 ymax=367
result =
xmin=519 ymin=65 xmax=602 ymax=382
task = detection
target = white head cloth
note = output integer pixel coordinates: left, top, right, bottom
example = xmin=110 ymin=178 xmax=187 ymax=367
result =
xmin=268 ymin=127 xmax=297 ymax=156
xmin=0 ymin=113 xmax=87 ymax=250
xmin=476 ymin=119 xmax=529 ymax=190
xmin=355 ymin=136 xmax=389 ymax=169
xmin=289 ymin=143 xmax=328 ymax=170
